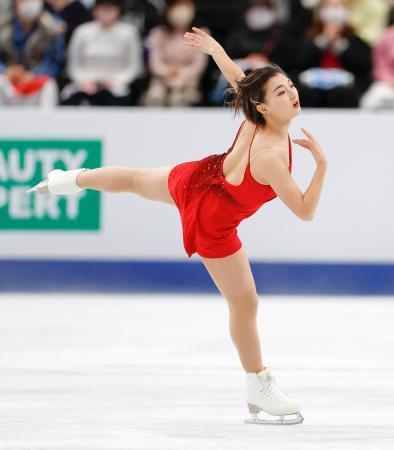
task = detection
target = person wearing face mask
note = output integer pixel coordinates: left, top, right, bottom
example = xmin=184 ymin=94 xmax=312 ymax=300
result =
xmin=209 ymin=0 xmax=293 ymax=105
xmin=0 ymin=0 xmax=64 ymax=106
xmin=224 ymin=0 xmax=290 ymax=64
xmin=293 ymin=0 xmax=372 ymax=107
xmin=142 ymin=0 xmax=208 ymax=106
xmin=61 ymin=0 xmax=143 ymax=106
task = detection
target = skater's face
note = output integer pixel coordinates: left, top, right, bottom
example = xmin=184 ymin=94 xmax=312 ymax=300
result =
xmin=256 ymin=73 xmax=301 ymax=123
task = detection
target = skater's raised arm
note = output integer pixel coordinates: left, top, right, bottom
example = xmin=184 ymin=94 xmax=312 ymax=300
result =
xmin=184 ymin=27 xmax=245 ymax=90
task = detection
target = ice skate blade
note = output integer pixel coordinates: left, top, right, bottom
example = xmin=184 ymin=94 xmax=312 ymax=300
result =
xmin=26 ymin=180 xmax=50 ymax=194
xmin=244 ymin=412 xmax=304 ymax=425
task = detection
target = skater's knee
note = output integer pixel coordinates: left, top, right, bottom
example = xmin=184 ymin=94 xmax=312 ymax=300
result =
xmin=227 ymin=289 xmax=259 ymax=317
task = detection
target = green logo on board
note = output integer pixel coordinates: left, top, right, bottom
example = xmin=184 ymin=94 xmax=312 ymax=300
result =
xmin=0 ymin=140 xmax=101 ymax=230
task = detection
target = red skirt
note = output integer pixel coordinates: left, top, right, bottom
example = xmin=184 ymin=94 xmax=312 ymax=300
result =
xmin=167 ymin=156 xmax=243 ymax=259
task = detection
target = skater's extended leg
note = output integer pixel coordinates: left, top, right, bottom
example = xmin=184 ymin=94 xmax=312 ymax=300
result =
xmin=76 ymin=165 xmax=177 ymax=206
xmin=200 ymin=246 xmax=264 ymax=374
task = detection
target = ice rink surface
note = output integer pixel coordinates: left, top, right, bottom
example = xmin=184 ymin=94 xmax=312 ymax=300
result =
xmin=0 ymin=293 xmax=393 ymax=450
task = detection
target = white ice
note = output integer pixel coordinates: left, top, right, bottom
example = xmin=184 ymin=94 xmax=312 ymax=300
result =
xmin=0 ymin=293 xmax=393 ymax=450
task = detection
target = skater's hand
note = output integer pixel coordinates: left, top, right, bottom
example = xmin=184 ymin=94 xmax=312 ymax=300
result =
xmin=184 ymin=27 xmax=221 ymax=55
xmin=292 ymin=129 xmax=327 ymax=165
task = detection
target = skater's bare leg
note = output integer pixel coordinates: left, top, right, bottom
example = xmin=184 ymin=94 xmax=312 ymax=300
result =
xmin=76 ymin=165 xmax=177 ymax=206
xmin=200 ymin=246 xmax=264 ymax=374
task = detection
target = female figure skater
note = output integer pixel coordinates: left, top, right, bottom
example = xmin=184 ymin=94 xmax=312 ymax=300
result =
xmin=28 ymin=27 xmax=328 ymax=425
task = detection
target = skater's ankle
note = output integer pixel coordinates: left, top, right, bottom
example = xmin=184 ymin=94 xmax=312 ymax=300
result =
xmin=246 ymin=366 xmax=266 ymax=374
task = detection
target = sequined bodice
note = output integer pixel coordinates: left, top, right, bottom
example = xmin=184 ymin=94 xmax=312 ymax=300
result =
xmin=184 ymin=120 xmax=292 ymax=216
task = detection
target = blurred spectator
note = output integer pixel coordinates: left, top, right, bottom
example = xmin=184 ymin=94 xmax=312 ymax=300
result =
xmin=0 ymin=0 xmax=12 ymax=16
xmin=223 ymin=0 xmax=293 ymax=68
xmin=209 ymin=0 xmax=294 ymax=104
xmin=45 ymin=0 xmax=92 ymax=45
xmin=293 ymin=0 xmax=372 ymax=107
xmin=360 ymin=25 xmax=394 ymax=109
xmin=61 ymin=0 xmax=143 ymax=106
xmin=141 ymin=0 xmax=208 ymax=106
xmin=122 ymin=0 xmax=165 ymax=38
xmin=348 ymin=0 xmax=390 ymax=46
xmin=0 ymin=0 xmax=63 ymax=107
xmin=194 ymin=0 xmax=291 ymax=41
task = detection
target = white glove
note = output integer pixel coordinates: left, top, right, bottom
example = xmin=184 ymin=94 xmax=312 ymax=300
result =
xmin=26 ymin=168 xmax=89 ymax=195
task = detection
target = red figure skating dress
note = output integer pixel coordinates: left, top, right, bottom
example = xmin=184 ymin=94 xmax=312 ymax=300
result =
xmin=167 ymin=119 xmax=292 ymax=258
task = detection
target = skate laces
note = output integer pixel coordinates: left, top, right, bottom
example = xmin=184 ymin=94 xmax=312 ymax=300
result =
xmin=259 ymin=373 xmax=291 ymax=402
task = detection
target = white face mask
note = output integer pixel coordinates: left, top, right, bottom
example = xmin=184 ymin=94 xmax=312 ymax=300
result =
xmin=17 ymin=0 xmax=43 ymax=21
xmin=245 ymin=7 xmax=277 ymax=31
xmin=319 ymin=6 xmax=349 ymax=24
xmin=167 ymin=5 xmax=195 ymax=28
xmin=300 ymin=0 xmax=321 ymax=9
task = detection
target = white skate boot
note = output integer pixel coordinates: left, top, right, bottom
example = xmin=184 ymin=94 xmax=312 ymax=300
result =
xmin=244 ymin=367 xmax=304 ymax=425
xmin=26 ymin=168 xmax=89 ymax=195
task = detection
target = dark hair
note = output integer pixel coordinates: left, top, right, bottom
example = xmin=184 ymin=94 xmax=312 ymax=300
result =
xmin=94 ymin=0 xmax=124 ymax=10
xmin=225 ymin=63 xmax=288 ymax=127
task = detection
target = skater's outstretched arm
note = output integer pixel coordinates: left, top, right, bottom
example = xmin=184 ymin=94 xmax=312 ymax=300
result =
xmin=184 ymin=27 xmax=245 ymax=89
xmin=76 ymin=166 xmax=135 ymax=192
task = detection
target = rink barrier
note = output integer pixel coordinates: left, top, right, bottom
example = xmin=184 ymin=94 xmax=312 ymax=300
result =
xmin=0 ymin=259 xmax=393 ymax=295
xmin=1 ymin=108 xmax=394 ymax=264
